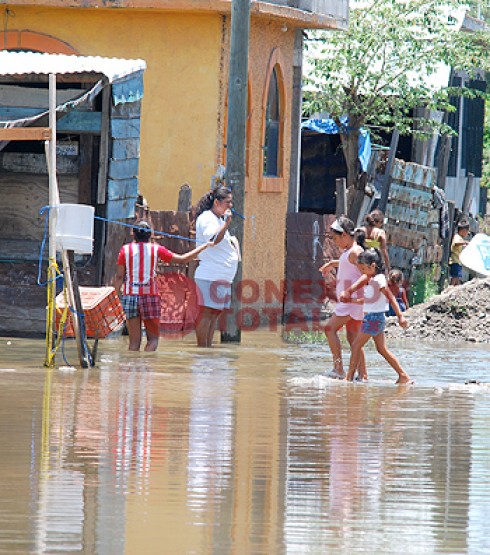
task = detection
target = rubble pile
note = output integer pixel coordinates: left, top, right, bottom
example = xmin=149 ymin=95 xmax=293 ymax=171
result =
xmin=386 ymin=277 xmax=490 ymax=344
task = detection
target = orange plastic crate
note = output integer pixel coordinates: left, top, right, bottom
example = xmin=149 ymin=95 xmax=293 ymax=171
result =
xmin=56 ymin=286 xmax=125 ymax=339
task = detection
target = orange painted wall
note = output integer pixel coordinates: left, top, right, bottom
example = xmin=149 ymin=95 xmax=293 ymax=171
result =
xmin=1 ymin=5 xmax=295 ymax=306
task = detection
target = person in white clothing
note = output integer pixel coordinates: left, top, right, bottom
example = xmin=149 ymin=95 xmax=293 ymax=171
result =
xmin=339 ymin=247 xmax=412 ymax=384
xmin=194 ymin=185 xmax=240 ymax=347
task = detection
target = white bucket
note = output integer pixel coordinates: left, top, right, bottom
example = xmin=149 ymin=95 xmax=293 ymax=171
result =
xmin=55 ymin=203 xmax=94 ymax=254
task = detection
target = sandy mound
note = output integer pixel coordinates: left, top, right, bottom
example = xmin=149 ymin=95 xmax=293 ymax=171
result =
xmin=385 ymin=277 xmax=490 ymax=344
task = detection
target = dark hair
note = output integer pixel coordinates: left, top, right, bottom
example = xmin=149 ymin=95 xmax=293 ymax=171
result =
xmin=457 ymin=219 xmax=470 ymax=230
xmin=355 ymin=227 xmax=367 ymax=250
xmin=389 ymin=269 xmax=403 ymax=283
xmin=357 ymin=247 xmax=385 ymax=275
xmin=365 ymin=209 xmax=384 ymax=227
xmin=332 ymin=215 xmax=355 ymax=236
xmin=133 ymin=220 xmax=152 ymax=242
xmin=195 ymin=185 xmax=231 ymax=218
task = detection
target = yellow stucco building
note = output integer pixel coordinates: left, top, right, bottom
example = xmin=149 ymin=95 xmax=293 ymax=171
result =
xmin=0 ymin=0 xmax=347 ymax=322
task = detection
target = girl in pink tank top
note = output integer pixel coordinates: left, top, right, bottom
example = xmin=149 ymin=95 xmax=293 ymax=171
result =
xmin=319 ymin=216 xmax=366 ymax=380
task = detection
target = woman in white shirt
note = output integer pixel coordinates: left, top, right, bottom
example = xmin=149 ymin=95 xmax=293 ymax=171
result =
xmin=194 ymin=185 xmax=240 ymax=347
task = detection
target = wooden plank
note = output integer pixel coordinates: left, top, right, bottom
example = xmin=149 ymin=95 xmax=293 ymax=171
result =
xmin=0 ymin=85 xmax=89 ymax=108
xmin=150 ymin=210 xmax=191 ymax=255
xmin=0 ymin=173 xmax=78 ymax=240
xmin=107 ymin=178 xmax=139 ymax=201
xmin=57 ymin=111 xmax=101 ymax=134
xmin=97 ymin=82 xmax=111 ymax=205
xmin=110 ymin=117 xmax=140 ymax=139
xmin=177 ymin=183 xmax=192 ymax=211
xmin=106 ymin=197 xmax=137 ymax=221
xmin=0 ymin=152 xmax=79 ymax=175
xmin=0 ymin=127 xmax=51 ymax=141
xmin=0 ymin=107 xmax=44 ymax=120
xmin=0 ymin=239 xmax=44 ymax=262
xmin=79 ymin=135 xmax=93 ymax=205
xmin=0 ymin=262 xmax=46 ymax=335
xmin=111 ymin=100 xmax=142 ymax=119
xmin=111 ymin=137 xmax=140 ymax=160
xmin=108 ymin=158 xmax=139 ymax=180
xmin=102 ymin=221 xmax=131 ymax=286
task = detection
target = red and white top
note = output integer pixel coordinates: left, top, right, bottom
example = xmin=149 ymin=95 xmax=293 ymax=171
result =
xmin=117 ymin=242 xmax=173 ymax=296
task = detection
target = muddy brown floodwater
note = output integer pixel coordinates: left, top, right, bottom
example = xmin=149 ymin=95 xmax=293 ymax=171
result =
xmin=0 ymin=330 xmax=490 ymax=554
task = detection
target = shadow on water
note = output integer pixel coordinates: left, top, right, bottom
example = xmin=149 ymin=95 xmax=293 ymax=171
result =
xmin=0 ymin=332 xmax=490 ymax=554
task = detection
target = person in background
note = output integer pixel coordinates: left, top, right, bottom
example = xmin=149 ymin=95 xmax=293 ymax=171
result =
xmin=319 ymin=216 xmax=367 ymax=381
xmin=194 ymin=185 xmax=240 ymax=347
xmin=340 ymin=248 xmax=412 ymax=384
xmin=449 ymin=220 xmax=470 ymax=286
xmin=361 ymin=209 xmax=390 ymax=273
xmin=114 ymin=221 xmax=212 ymax=352
xmin=386 ymin=269 xmax=409 ymax=317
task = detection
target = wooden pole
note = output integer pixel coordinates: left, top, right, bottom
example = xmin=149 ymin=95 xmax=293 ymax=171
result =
xmin=335 ymin=178 xmax=347 ymax=216
xmin=221 ymin=0 xmax=250 ymax=343
xmin=439 ymin=200 xmax=456 ymax=290
xmin=177 ymin=183 xmax=192 ymax=212
xmin=378 ymin=129 xmax=399 ymax=213
xmin=462 ymin=172 xmax=474 ymax=216
xmin=67 ymin=251 xmax=90 ymax=368
xmin=436 ymin=135 xmax=452 ymax=191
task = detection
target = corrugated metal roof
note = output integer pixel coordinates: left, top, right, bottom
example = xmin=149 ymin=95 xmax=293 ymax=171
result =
xmin=0 ymin=51 xmax=146 ymax=83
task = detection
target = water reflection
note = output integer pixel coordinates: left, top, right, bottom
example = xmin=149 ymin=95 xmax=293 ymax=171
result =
xmin=0 ymin=334 xmax=489 ymax=554
xmin=187 ymin=356 xmax=235 ymax=517
xmin=283 ymin=382 xmax=475 ymax=554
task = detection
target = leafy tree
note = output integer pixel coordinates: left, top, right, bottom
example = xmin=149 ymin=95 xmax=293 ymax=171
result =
xmin=482 ymin=99 xmax=490 ymax=188
xmin=304 ymin=0 xmax=490 ymax=221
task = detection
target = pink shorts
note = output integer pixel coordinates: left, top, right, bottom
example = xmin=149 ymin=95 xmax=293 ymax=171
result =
xmin=335 ymin=301 xmax=364 ymax=321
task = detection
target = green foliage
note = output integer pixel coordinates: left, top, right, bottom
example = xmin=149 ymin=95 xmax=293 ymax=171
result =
xmin=411 ymin=264 xmax=441 ymax=305
xmin=482 ymin=100 xmax=490 ymax=188
xmin=304 ymin=0 xmax=490 ymax=147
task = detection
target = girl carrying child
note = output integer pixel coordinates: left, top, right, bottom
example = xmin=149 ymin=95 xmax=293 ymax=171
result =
xmin=339 ymin=245 xmax=412 ymax=384
xmin=319 ymin=216 xmax=367 ymax=380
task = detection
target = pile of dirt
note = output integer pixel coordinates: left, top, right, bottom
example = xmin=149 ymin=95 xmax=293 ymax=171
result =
xmin=385 ymin=277 xmax=490 ymax=344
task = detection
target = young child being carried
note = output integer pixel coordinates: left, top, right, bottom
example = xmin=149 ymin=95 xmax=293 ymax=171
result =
xmin=386 ymin=269 xmax=409 ymax=317
xmin=339 ymin=246 xmax=412 ymax=384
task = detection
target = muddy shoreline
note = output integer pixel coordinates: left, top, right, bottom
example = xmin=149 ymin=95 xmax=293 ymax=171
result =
xmin=385 ymin=277 xmax=490 ymax=344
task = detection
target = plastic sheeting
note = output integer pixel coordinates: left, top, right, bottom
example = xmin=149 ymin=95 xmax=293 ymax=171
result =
xmin=301 ymin=117 xmax=372 ymax=172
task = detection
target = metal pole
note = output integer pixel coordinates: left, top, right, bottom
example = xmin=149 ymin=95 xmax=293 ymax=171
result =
xmin=221 ymin=0 xmax=250 ymax=343
xmin=48 ymin=74 xmax=58 ymax=262
xmin=44 ymin=74 xmax=58 ymax=367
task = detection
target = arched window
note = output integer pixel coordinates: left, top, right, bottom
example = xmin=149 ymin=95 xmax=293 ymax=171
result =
xmin=260 ymin=50 xmax=286 ymax=193
xmin=0 ymin=30 xmax=77 ymax=54
xmin=264 ymin=67 xmax=280 ymax=177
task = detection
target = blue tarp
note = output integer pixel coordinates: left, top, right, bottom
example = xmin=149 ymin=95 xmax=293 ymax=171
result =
xmin=301 ymin=117 xmax=372 ymax=172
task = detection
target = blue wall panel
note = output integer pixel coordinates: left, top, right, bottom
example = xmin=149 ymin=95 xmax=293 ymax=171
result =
xmin=107 ymin=178 xmax=139 ymax=201
xmin=112 ymin=138 xmax=140 ymax=160
xmin=106 ymin=197 xmax=137 ymax=221
xmin=110 ymin=118 xmax=140 ymax=139
xmin=108 ymin=158 xmax=139 ymax=180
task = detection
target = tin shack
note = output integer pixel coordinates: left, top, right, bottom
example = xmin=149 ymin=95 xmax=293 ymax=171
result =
xmin=0 ymin=51 xmax=146 ymax=335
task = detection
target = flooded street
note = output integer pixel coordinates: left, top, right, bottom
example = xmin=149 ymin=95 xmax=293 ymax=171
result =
xmin=1 ymin=331 xmax=490 ymax=554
